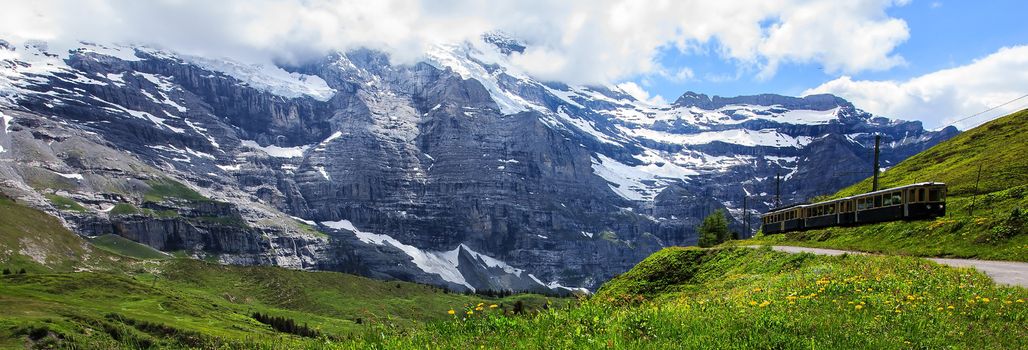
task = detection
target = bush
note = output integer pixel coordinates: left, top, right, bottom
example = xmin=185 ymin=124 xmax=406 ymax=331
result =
xmin=251 ymin=312 xmax=319 ymax=338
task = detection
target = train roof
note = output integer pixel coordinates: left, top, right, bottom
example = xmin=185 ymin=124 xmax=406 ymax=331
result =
xmin=762 ymin=182 xmax=946 ymax=216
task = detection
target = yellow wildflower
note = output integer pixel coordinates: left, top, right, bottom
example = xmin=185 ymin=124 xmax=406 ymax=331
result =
xmin=759 ymin=301 xmax=770 ymax=308
xmin=467 ymin=310 xmax=474 ymax=315
xmin=982 ymin=298 xmax=990 ymax=303
xmin=947 ymin=305 xmax=955 ymax=309
xmin=475 ymin=306 xmax=483 ymax=311
xmin=753 ymin=287 xmax=762 ymax=292
xmin=1017 ymin=299 xmax=1024 ymax=303
xmin=447 ymin=309 xmax=456 ymax=315
xmin=855 ymin=305 xmax=863 ymax=310
xmin=749 ymin=301 xmax=758 ymax=306
xmin=489 ymin=304 xmax=498 ymax=309
xmin=906 ymin=295 xmax=915 ymax=301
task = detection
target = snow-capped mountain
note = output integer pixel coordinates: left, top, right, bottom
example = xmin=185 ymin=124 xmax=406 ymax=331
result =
xmin=0 ymin=36 xmax=957 ymax=292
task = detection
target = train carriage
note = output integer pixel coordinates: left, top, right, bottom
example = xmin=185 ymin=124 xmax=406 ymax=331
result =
xmin=760 ymin=182 xmax=947 ymax=234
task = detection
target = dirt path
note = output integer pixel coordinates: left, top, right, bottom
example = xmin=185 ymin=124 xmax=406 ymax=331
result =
xmin=753 ymin=245 xmax=1028 ymax=288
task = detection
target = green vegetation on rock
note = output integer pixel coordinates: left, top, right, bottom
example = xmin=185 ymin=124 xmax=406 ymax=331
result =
xmin=44 ymin=194 xmax=87 ymax=212
xmin=109 ymin=202 xmax=140 ymax=216
xmin=144 ymin=178 xmax=208 ymax=203
xmin=88 ymin=234 xmax=169 ymax=260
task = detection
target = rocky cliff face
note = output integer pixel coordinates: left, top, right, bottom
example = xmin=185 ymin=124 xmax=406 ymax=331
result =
xmin=0 ymin=37 xmax=957 ymax=292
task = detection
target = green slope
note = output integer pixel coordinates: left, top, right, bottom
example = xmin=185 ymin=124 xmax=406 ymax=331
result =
xmin=0 ymin=196 xmax=126 ymax=273
xmin=88 ymin=234 xmax=170 ymax=260
xmin=336 ymin=247 xmax=1028 ymax=349
xmin=0 ymin=197 xmax=559 ymax=348
xmin=742 ymin=109 xmax=1028 ymax=261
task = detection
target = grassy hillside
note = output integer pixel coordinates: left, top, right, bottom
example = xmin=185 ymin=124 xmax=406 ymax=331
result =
xmin=0 ymin=196 xmax=126 ymax=273
xmin=337 ymin=247 xmax=1027 ymax=349
xmin=742 ymin=109 xmax=1028 ymax=261
xmin=0 ymin=197 xmax=559 ymax=348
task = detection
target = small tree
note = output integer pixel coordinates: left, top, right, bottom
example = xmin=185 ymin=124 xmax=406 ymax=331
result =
xmin=697 ymin=210 xmax=730 ymax=247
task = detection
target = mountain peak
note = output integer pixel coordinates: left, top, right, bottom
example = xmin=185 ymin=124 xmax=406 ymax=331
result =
xmin=481 ymin=32 xmax=526 ymax=55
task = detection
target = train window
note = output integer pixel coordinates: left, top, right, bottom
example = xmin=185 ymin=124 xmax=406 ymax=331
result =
xmin=908 ymin=189 xmax=915 ymax=203
xmin=918 ymin=188 xmax=925 ymax=202
xmin=883 ymin=195 xmax=892 ymax=206
xmin=874 ymin=195 xmax=882 ymax=208
xmin=929 ymin=189 xmax=941 ymax=202
xmin=892 ymin=192 xmax=902 ymax=205
xmin=856 ymin=199 xmax=864 ymax=210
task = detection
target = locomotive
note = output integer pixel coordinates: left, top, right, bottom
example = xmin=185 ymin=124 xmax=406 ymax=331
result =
xmin=761 ymin=182 xmax=947 ymax=234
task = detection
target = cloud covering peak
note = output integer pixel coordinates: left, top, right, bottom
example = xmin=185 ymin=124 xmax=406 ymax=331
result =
xmin=0 ymin=0 xmax=913 ymax=84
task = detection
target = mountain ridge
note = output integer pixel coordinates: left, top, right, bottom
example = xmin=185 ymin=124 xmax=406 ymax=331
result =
xmin=0 ymin=37 xmax=957 ymax=292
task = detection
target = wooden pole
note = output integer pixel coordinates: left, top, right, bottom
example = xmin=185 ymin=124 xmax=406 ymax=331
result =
xmin=872 ymin=134 xmax=881 ymax=192
xmin=969 ymin=163 xmax=983 ymax=216
xmin=775 ymin=172 xmax=781 ymax=208
xmin=743 ymin=195 xmax=749 ymax=236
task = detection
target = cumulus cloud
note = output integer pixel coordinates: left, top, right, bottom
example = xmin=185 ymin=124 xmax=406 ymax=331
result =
xmin=0 ymin=0 xmax=912 ymax=84
xmin=804 ymin=45 xmax=1028 ymax=130
xmin=616 ymin=82 xmax=667 ymax=105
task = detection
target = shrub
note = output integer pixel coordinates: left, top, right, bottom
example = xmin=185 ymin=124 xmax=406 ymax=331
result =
xmin=251 ymin=312 xmax=319 ymax=338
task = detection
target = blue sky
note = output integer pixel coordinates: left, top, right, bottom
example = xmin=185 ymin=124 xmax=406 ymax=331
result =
xmin=642 ymin=0 xmax=1026 ymax=97
xmin=634 ymin=0 xmax=1028 ymax=128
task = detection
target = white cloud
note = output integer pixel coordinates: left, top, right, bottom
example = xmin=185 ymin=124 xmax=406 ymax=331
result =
xmin=0 ymin=0 xmax=911 ymax=84
xmin=804 ymin=45 xmax=1028 ymax=130
xmin=616 ymin=82 xmax=667 ymax=105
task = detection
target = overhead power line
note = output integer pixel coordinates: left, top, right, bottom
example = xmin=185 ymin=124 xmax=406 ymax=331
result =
xmin=939 ymin=93 xmax=1028 ymax=129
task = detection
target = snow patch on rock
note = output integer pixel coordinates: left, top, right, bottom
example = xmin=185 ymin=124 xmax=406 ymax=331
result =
xmin=240 ymin=140 xmax=310 ymax=158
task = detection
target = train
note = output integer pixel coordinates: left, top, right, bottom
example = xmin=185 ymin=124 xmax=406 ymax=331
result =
xmin=761 ymin=182 xmax=947 ymax=234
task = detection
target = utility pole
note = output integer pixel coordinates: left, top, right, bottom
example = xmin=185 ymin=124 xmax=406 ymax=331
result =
xmin=872 ymin=134 xmax=881 ymax=192
xmin=969 ymin=163 xmax=983 ymax=216
xmin=743 ymin=195 xmax=749 ymax=237
xmin=775 ymin=172 xmax=781 ymax=208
